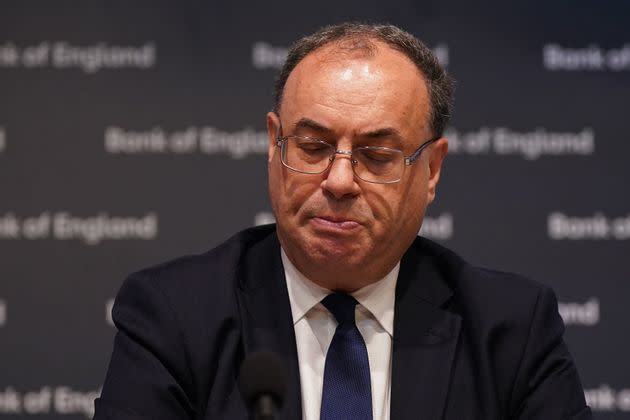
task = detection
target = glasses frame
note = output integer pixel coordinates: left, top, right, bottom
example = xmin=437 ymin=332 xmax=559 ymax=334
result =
xmin=274 ymin=118 xmax=440 ymax=184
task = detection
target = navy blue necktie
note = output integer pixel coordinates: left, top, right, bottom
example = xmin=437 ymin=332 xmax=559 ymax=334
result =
xmin=320 ymin=293 xmax=373 ymax=420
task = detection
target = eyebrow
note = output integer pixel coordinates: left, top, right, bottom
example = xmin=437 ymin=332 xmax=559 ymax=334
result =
xmin=293 ymin=118 xmax=333 ymax=134
xmin=360 ymin=127 xmax=403 ymax=140
xmin=292 ymin=117 xmax=403 ymax=140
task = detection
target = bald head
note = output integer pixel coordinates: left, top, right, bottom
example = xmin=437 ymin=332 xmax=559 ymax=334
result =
xmin=273 ymin=22 xmax=454 ymax=137
xmin=281 ymin=41 xmax=431 ymax=139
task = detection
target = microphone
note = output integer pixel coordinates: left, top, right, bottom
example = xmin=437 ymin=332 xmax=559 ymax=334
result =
xmin=238 ymin=351 xmax=287 ymax=420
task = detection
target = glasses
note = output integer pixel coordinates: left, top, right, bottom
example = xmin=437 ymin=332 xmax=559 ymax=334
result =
xmin=275 ymin=129 xmax=439 ymax=184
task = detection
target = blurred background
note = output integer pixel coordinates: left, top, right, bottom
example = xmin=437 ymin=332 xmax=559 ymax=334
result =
xmin=0 ymin=1 xmax=628 ymax=418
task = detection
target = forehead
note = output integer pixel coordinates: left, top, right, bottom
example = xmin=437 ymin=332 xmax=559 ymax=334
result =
xmin=281 ymin=41 xmax=430 ymax=138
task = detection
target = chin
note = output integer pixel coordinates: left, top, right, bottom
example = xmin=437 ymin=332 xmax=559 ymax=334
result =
xmin=306 ymin=234 xmax=370 ymax=264
xmin=280 ymin=221 xmax=373 ymax=264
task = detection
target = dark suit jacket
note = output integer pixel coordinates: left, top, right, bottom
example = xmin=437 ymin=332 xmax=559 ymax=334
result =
xmin=94 ymin=224 xmax=591 ymax=420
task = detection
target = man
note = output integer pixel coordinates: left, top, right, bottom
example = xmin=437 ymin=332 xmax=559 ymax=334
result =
xmin=94 ymin=23 xmax=591 ymax=419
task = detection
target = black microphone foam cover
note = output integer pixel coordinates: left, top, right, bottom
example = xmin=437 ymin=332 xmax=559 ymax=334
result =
xmin=238 ymin=351 xmax=287 ymax=409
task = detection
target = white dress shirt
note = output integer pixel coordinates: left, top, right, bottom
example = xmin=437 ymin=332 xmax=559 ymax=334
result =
xmin=282 ymin=249 xmax=399 ymax=420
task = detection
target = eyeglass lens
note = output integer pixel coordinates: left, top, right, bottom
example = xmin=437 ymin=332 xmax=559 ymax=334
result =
xmin=281 ymin=137 xmax=405 ymax=183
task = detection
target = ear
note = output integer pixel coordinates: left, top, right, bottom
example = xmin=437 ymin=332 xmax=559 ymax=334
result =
xmin=266 ymin=111 xmax=280 ymax=163
xmin=426 ymin=137 xmax=448 ymax=204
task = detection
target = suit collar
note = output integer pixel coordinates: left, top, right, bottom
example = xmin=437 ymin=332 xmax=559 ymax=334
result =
xmin=390 ymin=237 xmax=462 ymax=420
xmin=235 ymin=230 xmax=302 ymax=420
xmin=399 ymin=237 xmax=456 ymax=306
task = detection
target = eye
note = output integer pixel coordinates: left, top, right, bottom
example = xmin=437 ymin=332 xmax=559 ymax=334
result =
xmin=359 ymin=149 xmax=397 ymax=163
xmin=294 ymin=138 xmax=331 ymax=155
xmin=298 ymin=142 xmax=329 ymax=152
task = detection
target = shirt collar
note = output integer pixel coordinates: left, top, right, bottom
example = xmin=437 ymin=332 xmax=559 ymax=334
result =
xmin=351 ymin=263 xmax=398 ymax=337
xmin=282 ymin=248 xmax=399 ymax=337
xmin=282 ymin=248 xmax=329 ymax=325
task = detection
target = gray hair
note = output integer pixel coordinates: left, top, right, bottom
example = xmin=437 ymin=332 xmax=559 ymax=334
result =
xmin=273 ymin=22 xmax=455 ymax=137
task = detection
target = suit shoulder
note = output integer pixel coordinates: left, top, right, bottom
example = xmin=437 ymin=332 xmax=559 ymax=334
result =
xmin=413 ymin=236 xmax=553 ymax=321
xmin=121 ymin=224 xmax=278 ymax=303
xmin=461 ymin=265 xmax=548 ymax=302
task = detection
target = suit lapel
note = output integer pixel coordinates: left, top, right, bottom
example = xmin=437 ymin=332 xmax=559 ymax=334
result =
xmin=235 ymin=231 xmax=302 ymax=420
xmin=391 ymin=239 xmax=462 ymax=420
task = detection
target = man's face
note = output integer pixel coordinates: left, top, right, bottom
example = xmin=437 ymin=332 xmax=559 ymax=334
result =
xmin=267 ymin=42 xmax=447 ymax=291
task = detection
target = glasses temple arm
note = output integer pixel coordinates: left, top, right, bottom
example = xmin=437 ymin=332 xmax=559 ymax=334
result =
xmin=405 ymin=136 xmax=440 ymax=165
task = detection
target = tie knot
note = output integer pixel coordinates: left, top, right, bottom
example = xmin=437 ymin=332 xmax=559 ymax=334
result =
xmin=322 ymin=293 xmax=358 ymax=324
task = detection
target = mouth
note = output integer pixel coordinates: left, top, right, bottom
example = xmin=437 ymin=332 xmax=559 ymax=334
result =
xmin=310 ymin=216 xmax=361 ymax=231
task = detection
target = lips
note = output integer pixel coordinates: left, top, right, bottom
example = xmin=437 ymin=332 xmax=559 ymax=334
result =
xmin=310 ymin=216 xmax=361 ymax=230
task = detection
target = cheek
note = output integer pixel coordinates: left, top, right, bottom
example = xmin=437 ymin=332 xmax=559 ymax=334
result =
xmin=402 ymin=185 xmax=429 ymax=232
xmin=268 ymin=163 xmax=283 ymax=214
xmin=376 ymin=178 xmax=428 ymax=234
xmin=270 ymin=168 xmax=321 ymax=216
xmin=363 ymin=187 xmax=397 ymax=228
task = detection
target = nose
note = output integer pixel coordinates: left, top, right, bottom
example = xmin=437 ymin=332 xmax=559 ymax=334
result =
xmin=321 ymin=153 xmax=361 ymax=199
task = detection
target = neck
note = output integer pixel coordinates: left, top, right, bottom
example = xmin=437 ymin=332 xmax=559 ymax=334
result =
xmin=281 ymin=245 xmax=399 ymax=293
